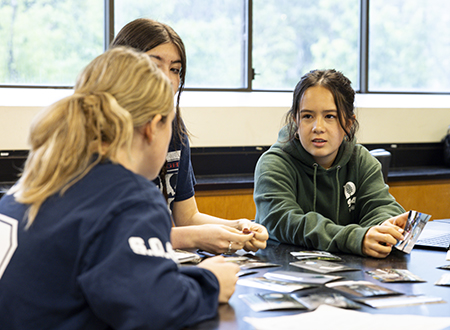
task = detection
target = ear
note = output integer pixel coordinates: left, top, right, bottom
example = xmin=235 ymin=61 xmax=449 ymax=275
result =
xmin=143 ymin=114 xmax=163 ymax=144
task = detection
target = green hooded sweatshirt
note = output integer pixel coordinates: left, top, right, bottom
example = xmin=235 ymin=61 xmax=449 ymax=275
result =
xmin=254 ymin=126 xmax=405 ymax=256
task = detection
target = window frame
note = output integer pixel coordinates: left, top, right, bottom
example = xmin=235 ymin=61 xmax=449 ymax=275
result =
xmin=1 ymin=0 xmax=449 ymax=95
xmin=94 ymin=0 xmax=450 ymax=96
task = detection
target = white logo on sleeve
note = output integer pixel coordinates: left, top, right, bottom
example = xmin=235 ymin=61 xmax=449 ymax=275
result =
xmin=128 ymin=237 xmax=178 ymax=263
xmin=0 ymin=214 xmax=19 ymax=279
xmin=343 ymin=181 xmax=357 ymax=212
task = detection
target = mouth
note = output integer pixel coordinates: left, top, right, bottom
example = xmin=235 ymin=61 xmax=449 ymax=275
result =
xmin=312 ymin=138 xmax=327 ymax=147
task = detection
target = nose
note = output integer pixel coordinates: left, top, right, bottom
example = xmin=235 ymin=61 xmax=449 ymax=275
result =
xmin=312 ymin=117 xmax=325 ymax=133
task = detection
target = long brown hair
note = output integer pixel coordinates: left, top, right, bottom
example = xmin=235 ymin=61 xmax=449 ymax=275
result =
xmin=111 ymin=18 xmax=187 ymax=144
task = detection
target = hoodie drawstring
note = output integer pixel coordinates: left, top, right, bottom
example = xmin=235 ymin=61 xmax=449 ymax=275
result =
xmin=313 ymin=163 xmax=318 ymax=212
xmin=312 ymin=164 xmax=341 ymax=221
xmin=335 ymin=165 xmax=341 ymax=221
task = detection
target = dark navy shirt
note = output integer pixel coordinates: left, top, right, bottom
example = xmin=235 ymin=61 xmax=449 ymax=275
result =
xmin=153 ymin=132 xmax=196 ymax=211
xmin=0 ymin=162 xmax=218 ymax=330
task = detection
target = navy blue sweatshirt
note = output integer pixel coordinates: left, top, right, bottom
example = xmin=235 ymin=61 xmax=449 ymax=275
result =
xmin=0 ymin=162 xmax=219 ymax=330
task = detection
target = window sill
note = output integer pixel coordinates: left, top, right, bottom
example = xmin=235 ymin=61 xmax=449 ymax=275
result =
xmin=1 ymin=87 xmax=450 ymax=109
xmin=182 ymin=91 xmax=450 ymax=109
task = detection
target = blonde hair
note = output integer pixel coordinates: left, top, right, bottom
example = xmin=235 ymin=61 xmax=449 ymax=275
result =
xmin=11 ymin=46 xmax=174 ymax=227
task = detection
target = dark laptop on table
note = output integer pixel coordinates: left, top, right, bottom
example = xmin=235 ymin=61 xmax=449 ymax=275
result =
xmin=414 ymin=219 xmax=450 ymax=251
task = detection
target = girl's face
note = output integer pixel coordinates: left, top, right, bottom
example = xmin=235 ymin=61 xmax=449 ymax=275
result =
xmin=146 ymin=43 xmax=181 ymax=95
xmin=296 ymin=85 xmax=347 ymax=169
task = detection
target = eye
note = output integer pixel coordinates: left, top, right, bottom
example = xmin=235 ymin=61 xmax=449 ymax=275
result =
xmin=301 ymin=114 xmax=312 ymax=120
xmin=171 ymin=67 xmax=181 ymax=75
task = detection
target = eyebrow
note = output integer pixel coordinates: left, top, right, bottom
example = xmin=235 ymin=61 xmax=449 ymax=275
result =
xmin=299 ymin=109 xmax=337 ymax=113
xmin=148 ymin=55 xmax=182 ymax=65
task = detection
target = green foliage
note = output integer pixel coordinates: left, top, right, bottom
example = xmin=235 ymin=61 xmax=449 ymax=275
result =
xmin=1 ymin=0 xmax=449 ymax=92
xmin=369 ymin=0 xmax=450 ymax=92
xmin=0 ymin=0 xmax=103 ymax=86
xmin=115 ymin=0 xmax=245 ymax=88
xmin=252 ymin=0 xmax=359 ymax=90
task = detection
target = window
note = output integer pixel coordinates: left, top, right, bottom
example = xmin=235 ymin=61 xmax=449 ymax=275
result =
xmin=115 ymin=0 xmax=247 ymax=89
xmin=1 ymin=0 xmax=449 ymax=94
xmin=369 ymin=0 xmax=450 ymax=93
xmin=0 ymin=0 xmax=103 ymax=87
xmin=252 ymin=0 xmax=360 ymax=91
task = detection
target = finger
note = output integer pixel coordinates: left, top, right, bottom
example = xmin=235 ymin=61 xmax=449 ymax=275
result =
xmin=375 ymin=225 xmax=405 ymax=242
xmin=225 ymin=231 xmax=255 ymax=243
xmin=390 ymin=229 xmax=405 ymax=241
xmin=222 ymin=226 xmax=245 ymax=234
xmin=381 ymin=220 xmax=403 ymax=233
xmin=251 ymin=228 xmax=268 ymax=240
xmin=250 ymin=237 xmax=267 ymax=250
xmin=364 ymin=243 xmax=392 ymax=258
xmin=247 ymin=223 xmax=263 ymax=232
xmin=375 ymin=229 xmax=403 ymax=245
xmin=391 ymin=212 xmax=409 ymax=228
xmin=382 ymin=236 xmax=398 ymax=247
xmin=391 ymin=217 xmax=407 ymax=231
xmin=384 ymin=226 xmax=405 ymax=242
xmin=243 ymin=241 xmax=258 ymax=252
xmin=242 ymin=227 xmax=253 ymax=235
xmin=236 ymin=220 xmax=259 ymax=232
xmin=223 ymin=241 xmax=245 ymax=254
xmin=230 ymin=241 xmax=246 ymax=251
xmin=244 ymin=245 xmax=259 ymax=253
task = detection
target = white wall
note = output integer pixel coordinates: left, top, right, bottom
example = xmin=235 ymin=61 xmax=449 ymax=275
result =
xmin=175 ymin=92 xmax=450 ymax=147
xmin=1 ymin=89 xmax=450 ymax=150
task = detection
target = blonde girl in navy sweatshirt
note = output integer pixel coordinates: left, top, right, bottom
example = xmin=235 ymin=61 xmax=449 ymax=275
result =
xmin=254 ymin=69 xmax=408 ymax=258
xmin=0 ymin=47 xmax=239 ymax=330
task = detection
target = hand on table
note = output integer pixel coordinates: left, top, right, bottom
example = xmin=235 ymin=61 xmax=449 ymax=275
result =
xmin=235 ymin=219 xmax=269 ymax=252
xmin=192 ymin=224 xmax=255 ymax=254
xmin=362 ymin=212 xmax=408 ymax=258
xmin=197 ymin=256 xmax=240 ymax=303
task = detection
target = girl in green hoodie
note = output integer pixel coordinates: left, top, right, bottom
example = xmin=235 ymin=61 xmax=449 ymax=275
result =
xmin=254 ymin=69 xmax=408 ymax=258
